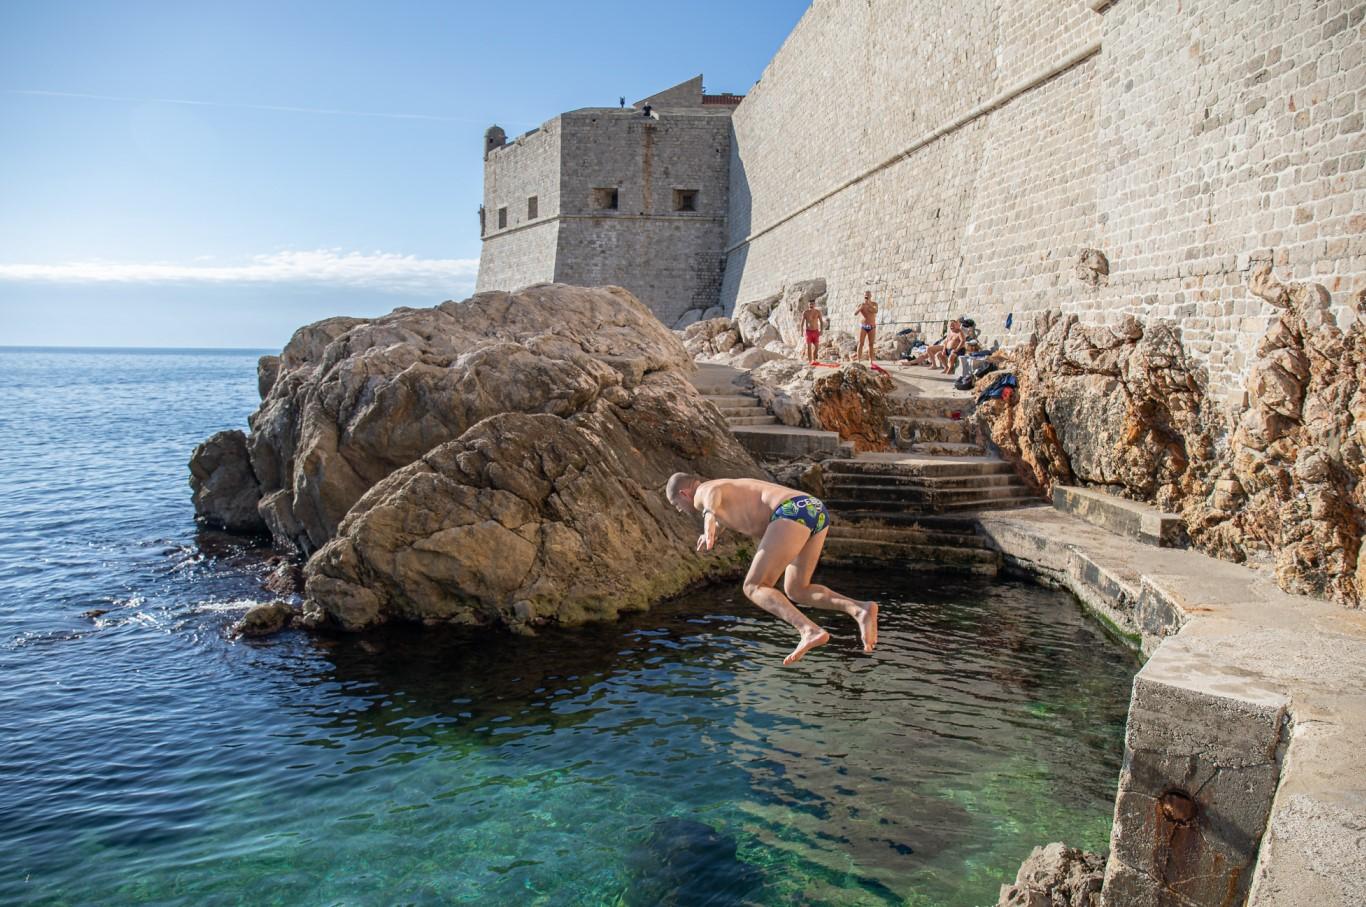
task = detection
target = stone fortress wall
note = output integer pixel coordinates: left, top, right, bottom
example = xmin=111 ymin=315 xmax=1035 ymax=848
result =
xmin=721 ymin=0 xmax=1365 ymax=405
xmin=476 ymin=77 xmax=734 ymax=325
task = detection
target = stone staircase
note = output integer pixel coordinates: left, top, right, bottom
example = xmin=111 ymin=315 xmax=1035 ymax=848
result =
xmin=888 ymin=394 xmax=986 ymax=457
xmin=822 ymin=455 xmax=1037 ymax=515
xmin=821 ymin=512 xmax=1002 ymax=575
xmin=693 ymin=363 xmax=848 ymax=459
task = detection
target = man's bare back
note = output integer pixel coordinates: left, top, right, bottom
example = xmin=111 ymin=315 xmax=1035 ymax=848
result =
xmin=667 ymin=473 xmax=878 ymax=665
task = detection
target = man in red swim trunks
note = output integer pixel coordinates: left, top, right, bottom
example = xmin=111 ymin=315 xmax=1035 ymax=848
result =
xmin=666 ymin=473 xmax=878 ymax=666
xmin=800 ymin=299 xmax=825 ymax=362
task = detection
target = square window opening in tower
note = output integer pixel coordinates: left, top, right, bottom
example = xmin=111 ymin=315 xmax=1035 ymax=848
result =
xmin=592 ymin=187 xmax=619 ymax=210
xmin=673 ymin=189 xmax=698 ymax=212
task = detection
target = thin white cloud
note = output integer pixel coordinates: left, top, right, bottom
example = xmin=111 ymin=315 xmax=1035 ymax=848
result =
xmin=6 ymin=88 xmax=473 ymax=123
xmin=0 ymin=249 xmax=480 ymax=295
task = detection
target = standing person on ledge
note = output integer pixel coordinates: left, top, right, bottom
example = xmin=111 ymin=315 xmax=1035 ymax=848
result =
xmin=666 ymin=473 xmax=878 ymax=666
xmin=801 ymin=298 xmax=825 ymax=363
xmin=853 ymin=291 xmax=879 ymax=366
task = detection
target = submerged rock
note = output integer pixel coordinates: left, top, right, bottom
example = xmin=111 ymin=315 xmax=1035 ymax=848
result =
xmin=624 ymin=817 xmax=763 ymax=907
xmin=232 ymin=601 xmax=296 ymax=638
xmin=997 ymin=843 xmax=1105 ymax=907
xmin=188 ymin=429 xmax=266 ymax=534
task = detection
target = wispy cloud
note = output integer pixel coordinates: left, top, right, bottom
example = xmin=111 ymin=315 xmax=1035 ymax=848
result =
xmin=0 ymin=249 xmax=480 ymax=295
xmin=5 ymin=88 xmax=484 ymax=123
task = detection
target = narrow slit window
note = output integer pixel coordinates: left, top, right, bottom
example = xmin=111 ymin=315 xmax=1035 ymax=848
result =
xmin=527 ymin=196 xmax=538 ymax=219
xmin=592 ymin=187 xmax=619 ymax=210
xmin=497 ymin=207 xmax=507 ymax=229
xmin=673 ymin=189 xmax=698 ymax=212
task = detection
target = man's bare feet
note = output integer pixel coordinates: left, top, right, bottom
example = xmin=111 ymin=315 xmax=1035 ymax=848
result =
xmin=783 ymin=628 xmax=830 ymax=666
xmin=854 ymin=601 xmax=878 ymax=652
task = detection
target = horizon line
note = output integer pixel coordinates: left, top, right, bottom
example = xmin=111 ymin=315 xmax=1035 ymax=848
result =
xmin=0 ymin=344 xmax=277 ymax=353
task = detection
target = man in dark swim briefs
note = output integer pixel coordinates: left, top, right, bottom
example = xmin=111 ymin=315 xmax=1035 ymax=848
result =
xmin=665 ymin=473 xmax=878 ymax=665
xmin=853 ymin=291 xmax=879 ymax=366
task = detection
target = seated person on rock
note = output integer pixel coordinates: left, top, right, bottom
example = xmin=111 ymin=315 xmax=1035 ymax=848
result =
xmin=942 ymin=317 xmax=979 ymax=374
xmin=666 ymin=473 xmax=878 ymax=666
xmin=907 ymin=319 xmax=961 ymax=367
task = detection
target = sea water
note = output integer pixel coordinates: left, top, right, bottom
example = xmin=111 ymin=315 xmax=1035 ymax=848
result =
xmin=0 ymin=348 xmax=1136 ymax=906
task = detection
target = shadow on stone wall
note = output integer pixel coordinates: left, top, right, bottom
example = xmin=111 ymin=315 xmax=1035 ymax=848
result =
xmin=977 ymin=266 xmax=1365 ymax=607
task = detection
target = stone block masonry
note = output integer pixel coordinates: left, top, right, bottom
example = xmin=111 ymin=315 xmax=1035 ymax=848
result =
xmin=720 ymin=0 xmax=1365 ymax=406
xmin=477 ymin=77 xmax=734 ymax=325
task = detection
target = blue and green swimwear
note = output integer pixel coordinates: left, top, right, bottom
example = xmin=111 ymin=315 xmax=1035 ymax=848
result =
xmin=769 ymin=495 xmax=829 ymax=534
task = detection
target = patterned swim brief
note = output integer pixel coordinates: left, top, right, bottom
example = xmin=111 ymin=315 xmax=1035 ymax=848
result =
xmin=769 ymin=495 xmax=829 ymax=534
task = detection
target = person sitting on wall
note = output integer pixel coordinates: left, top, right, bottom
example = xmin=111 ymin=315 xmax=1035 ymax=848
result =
xmin=853 ymin=291 xmax=879 ymax=365
xmin=801 ymin=299 xmax=825 ymax=363
xmin=666 ymin=472 xmax=878 ymax=666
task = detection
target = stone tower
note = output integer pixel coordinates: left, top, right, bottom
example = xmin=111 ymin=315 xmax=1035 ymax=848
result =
xmin=475 ymin=76 xmax=741 ymax=326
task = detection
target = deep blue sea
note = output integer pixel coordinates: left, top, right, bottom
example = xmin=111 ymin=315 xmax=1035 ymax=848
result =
xmin=0 ymin=347 xmax=1135 ymax=906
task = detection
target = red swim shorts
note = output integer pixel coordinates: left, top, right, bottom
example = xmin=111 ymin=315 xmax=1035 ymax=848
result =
xmin=805 ymin=329 xmax=821 ymax=344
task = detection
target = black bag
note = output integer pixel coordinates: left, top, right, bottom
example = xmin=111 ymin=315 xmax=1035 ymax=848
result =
xmin=953 ymin=372 xmax=974 ymax=391
xmin=973 ymin=361 xmax=998 ymax=379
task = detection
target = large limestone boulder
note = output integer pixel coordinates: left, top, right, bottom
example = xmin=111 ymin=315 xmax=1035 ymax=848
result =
xmin=766 ymin=279 xmax=827 ymax=350
xmin=680 ymin=317 xmax=742 ymax=360
xmin=303 ymin=368 xmax=761 ymax=631
xmin=733 ymin=294 xmax=781 ymax=348
xmin=189 ymin=429 xmax=266 ymax=533
xmin=189 ymin=282 xmax=765 ymax=631
xmin=244 ymin=284 xmax=694 ymax=555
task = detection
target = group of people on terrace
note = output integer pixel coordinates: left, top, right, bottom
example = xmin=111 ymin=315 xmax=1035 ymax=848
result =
xmin=798 ymin=291 xmax=984 ymax=374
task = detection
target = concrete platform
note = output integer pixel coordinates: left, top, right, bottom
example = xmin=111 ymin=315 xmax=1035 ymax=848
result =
xmin=1053 ymin=484 xmax=1184 ymax=547
xmin=976 ymin=506 xmax=1366 ymax=906
xmin=730 ymin=424 xmax=848 ymax=458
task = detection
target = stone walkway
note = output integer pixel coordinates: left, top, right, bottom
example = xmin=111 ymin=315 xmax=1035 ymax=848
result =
xmin=978 ymin=505 xmax=1366 ymax=905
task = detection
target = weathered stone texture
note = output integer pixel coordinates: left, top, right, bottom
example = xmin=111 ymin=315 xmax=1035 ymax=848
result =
xmin=980 ymin=268 xmax=1366 ymax=606
xmin=478 ymin=98 xmax=732 ymax=325
xmin=720 ymin=0 xmax=1365 ymax=402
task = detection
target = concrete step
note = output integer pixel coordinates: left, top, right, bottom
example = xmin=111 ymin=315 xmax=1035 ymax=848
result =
xmin=732 ymin=424 xmax=847 ymax=458
xmin=895 ymin=396 xmax=972 ymax=419
xmin=939 ymin=492 xmax=1040 ymax=512
xmin=825 ymin=456 xmax=1014 ymax=478
xmin=833 ymin=512 xmax=983 ymax=533
xmin=899 ymin=441 xmax=986 ymax=457
xmin=705 ymin=395 xmax=761 ymax=408
xmin=728 ymin=414 xmax=779 ymax=426
xmin=827 ymin=523 xmax=983 ymax=548
xmin=826 ymin=471 xmax=1014 ymax=489
xmin=716 ymin=404 xmax=764 ymax=417
xmin=1052 ymin=485 xmax=1184 ymax=546
xmin=824 ymin=483 xmax=1034 ymax=506
xmin=890 ymin=415 xmax=976 ymax=445
xmin=821 ymin=538 xmax=999 ymax=574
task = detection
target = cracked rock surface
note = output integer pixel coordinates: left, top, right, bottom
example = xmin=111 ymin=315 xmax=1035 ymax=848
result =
xmin=190 ymin=283 xmax=763 ymax=630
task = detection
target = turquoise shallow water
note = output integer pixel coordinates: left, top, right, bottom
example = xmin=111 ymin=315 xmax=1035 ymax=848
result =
xmin=0 ymin=348 xmax=1136 ymax=906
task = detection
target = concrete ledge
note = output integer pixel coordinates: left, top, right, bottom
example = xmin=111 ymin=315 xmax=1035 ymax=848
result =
xmin=1052 ymin=485 xmax=1183 ymax=547
xmin=976 ymin=506 xmax=1366 ymax=905
xmin=731 ymin=424 xmax=848 ymax=458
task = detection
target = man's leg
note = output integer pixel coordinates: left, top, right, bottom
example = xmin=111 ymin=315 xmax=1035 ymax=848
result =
xmin=867 ymin=327 xmax=877 ymax=364
xmin=742 ymin=520 xmax=829 ymax=665
xmin=783 ymin=530 xmax=878 ymax=653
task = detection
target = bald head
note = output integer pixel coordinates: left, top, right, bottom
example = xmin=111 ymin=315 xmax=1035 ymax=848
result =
xmin=666 ymin=472 xmax=701 ymax=511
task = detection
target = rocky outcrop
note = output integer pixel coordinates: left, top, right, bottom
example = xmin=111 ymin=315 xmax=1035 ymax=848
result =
xmin=750 ymin=361 xmax=893 ymax=453
xmin=189 ymin=429 xmax=267 ymax=534
xmin=244 ymin=285 xmax=694 ymax=556
xmin=191 ymin=283 xmax=764 ymax=631
xmin=979 ymin=267 xmax=1365 ymax=607
xmin=997 ymin=843 xmax=1105 ymax=907
xmin=677 ymin=279 xmax=830 ymax=367
xmin=302 ymin=369 xmax=761 ymax=631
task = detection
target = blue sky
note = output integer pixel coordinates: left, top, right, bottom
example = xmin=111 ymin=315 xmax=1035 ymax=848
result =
xmin=0 ymin=0 xmax=807 ymax=348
